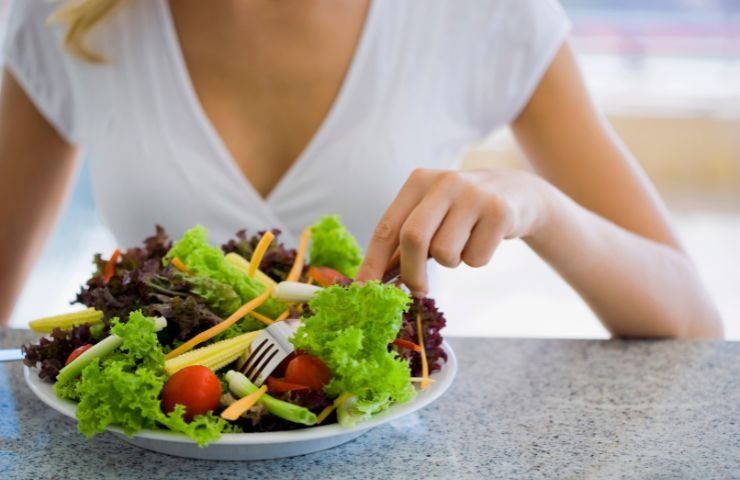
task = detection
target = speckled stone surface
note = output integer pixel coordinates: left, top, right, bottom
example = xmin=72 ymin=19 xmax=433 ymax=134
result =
xmin=1 ymin=328 xmax=739 ymax=479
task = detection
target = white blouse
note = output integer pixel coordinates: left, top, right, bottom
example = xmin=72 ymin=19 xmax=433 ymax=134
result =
xmin=3 ymin=0 xmax=570 ymax=249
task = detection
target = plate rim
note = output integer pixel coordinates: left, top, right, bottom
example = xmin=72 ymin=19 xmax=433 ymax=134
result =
xmin=24 ymin=340 xmax=457 ymax=445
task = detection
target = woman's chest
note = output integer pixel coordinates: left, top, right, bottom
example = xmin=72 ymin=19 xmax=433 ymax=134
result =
xmin=167 ymin=0 xmax=370 ymax=198
xmin=73 ymin=0 xmax=490 ymax=246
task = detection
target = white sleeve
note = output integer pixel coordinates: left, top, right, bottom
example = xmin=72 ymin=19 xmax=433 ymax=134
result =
xmin=2 ymin=0 xmax=80 ymax=145
xmin=473 ymin=0 xmax=572 ymax=128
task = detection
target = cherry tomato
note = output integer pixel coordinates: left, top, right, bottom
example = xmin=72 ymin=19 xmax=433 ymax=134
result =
xmin=161 ymin=365 xmax=222 ymax=421
xmin=65 ymin=344 xmax=93 ymax=366
xmin=284 ymin=354 xmax=331 ymax=391
xmin=307 ymin=266 xmax=351 ymax=287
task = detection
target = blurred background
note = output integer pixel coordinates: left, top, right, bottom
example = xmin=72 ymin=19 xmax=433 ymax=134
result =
xmin=3 ymin=0 xmax=740 ymax=338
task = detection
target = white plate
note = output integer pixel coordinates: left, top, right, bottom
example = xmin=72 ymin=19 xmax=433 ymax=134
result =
xmin=24 ymin=341 xmax=457 ymax=460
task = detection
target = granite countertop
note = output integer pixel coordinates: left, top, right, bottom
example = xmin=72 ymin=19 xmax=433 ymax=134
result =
xmin=1 ymin=328 xmax=738 ymax=479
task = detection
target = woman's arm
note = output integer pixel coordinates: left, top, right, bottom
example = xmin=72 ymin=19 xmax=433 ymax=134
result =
xmin=357 ymin=43 xmax=723 ymax=339
xmin=0 ymin=68 xmax=79 ymax=326
xmin=511 ymin=42 xmax=722 ymax=338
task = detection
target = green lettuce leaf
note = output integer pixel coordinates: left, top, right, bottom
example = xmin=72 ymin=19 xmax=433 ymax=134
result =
xmin=164 ymin=225 xmax=285 ymax=320
xmin=309 ymin=215 xmax=363 ymax=278
xmin=290 ymin=282 xmax=415 ymax=426
xmin=56 ymin=310 xmax=228 ymax=446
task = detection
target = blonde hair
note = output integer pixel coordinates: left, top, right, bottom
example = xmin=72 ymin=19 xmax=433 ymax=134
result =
xmin=49 ymin=0 xmax=123 ymax=63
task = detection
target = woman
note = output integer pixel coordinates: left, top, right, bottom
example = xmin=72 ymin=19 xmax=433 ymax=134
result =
xmin=0 ymin=0 xmax=723 ymax=337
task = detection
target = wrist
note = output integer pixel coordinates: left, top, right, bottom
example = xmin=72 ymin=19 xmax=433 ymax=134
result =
xmin=524 ymin=177 xmax=568 ymax=243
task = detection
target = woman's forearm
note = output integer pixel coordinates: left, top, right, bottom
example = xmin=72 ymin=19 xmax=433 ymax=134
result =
xmin=0 ymin=69 xmax=79 ymax=326
xmin=525 ymin=186 xmax=723 ymax=338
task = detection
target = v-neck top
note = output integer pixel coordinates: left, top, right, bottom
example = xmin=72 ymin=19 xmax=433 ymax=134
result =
xmin=3 ymin=0 xmax=570 ymax=249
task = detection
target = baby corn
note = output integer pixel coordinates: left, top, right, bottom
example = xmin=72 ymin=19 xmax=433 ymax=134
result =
xmin=28 ymin=308 xmax=103 ymax=333
xmin=164 ymin=331 xmax=260 ymax=376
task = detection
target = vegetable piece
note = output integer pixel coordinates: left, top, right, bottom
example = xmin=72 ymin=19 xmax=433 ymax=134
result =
xmin=22 ymin=324 xmax=96 ymax=382
xmin=273 ymin=281 xmax=322 ymax=303
xmin=222 ymin=229 xmax=296 ymax=284
xmin=416 ymin=313 xmax=430 ymax=390
xmin=248 ymin=231 xmax=275 ymax=277
xmin=276 ymin=309 xmax=290 ymax=322
xmin=392 ymin=338 xmax=422 ymax=353
xmin=102 ymin=248 xmax=121 ymax=284
xmin=226 ymin=370 xmax=317 ymax=425
xmin=163 ymin=331 xmax=259 ymax=376
xmin=249 ymin=310 xmax=274 ymax=326
xmin=287 ymin=228 xmax=311 ymax=281
xmin=56 ymin=316 xmax=168 ymax=384
xmin=60 ymin=311 xmax=228 ymax=446
xmin=225 ymin=252 xmax=278 ymax=288
xmin=164 ymin=226 xmax=285 ymax=318
xmin=220 ymin=385 xmax=268 ymax=421
xmin=284 ymin=354 xmax=331 ymax=391
xmin=161 ymin=366 xmax=222 ymax=421
xmin=165 ymin=288 xmax=271 ymax=360
xmin=309 ymin=215 xmax=363 ymax=278
xmin=171 ymin=257 xmax=189 ymax=273
xmin=266 ymin=377 xmax=310 ymax=393
xmin=316 ymin=392 xmax=353 ymax=424
xmin=410 ymin=377 xmax=436 ymax=384
xmin=65 ymin=344 xmax=93 ymax=366
xmin=396 ymin=297 xmax=448 ymax=377
xmin=290 ymin=282 xmax=415 ymax=426
xmin=307 ymin=266 xmax=351 ymax=287
xmin=28 ymin=308 xmax=103 ymax=334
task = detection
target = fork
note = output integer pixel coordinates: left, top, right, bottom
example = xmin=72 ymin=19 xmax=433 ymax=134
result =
xmin=237 ymin=318 xmax=302 ymax=386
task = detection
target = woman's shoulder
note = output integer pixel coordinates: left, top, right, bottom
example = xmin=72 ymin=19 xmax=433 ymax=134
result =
xmin=395 ymin=0 xmax=571 ymax=128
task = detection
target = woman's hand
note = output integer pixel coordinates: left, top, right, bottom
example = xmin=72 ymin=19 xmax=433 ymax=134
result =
xmin=356 ymin=167 xmax=556 ymax=297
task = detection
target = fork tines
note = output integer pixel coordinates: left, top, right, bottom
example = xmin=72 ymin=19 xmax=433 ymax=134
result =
xmin=239 ymin=338 xmax=279 ymax=384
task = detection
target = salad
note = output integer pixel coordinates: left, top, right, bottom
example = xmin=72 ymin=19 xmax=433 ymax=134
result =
xmin=22 ymin=215 xmax=448 ymax=446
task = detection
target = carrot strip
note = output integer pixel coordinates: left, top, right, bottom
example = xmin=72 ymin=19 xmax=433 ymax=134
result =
xmin=171 ymin=257 xmax=189 ymax=273
xmin=249 ymin=310 xmax=274 ymax=326
xmin=165 ymin=288 xmax=272 ymax=360
xmin=276 ymin=309 xmax=291 ymax=322
xmin=287 ymin=228 xmax=311 ymax=282
xmin=316 ymin=392 xmax=354 ymax=424
xmin=410 ymin=377 xmax=437 ymax=384
xmin=416 ymin=313 xmax=430 ymax=390
xmin=248 ymin=231 xmax=275 ymax=277
xmin=392 ymin=338 xmax=422 ymax=353
xmin=220 ymin=385 xmax=268 ymax=421
xmin=102 ymin=249 xmax=121 ymax=284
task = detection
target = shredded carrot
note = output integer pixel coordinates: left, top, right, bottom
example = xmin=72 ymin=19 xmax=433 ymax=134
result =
xmin=276 ymin=309 xmax=291 ymax=322
xmin=171 ymin=257 xmax=189 ymax=273
xmin=306 ymin=277 xmax=315 ymax=286
xmin=248 ymin=231 xmax=275 ymax=277
xmin=102 ymin=249 xmax=121 ymax=284
xmin=220 ymin=385 xmax=268 ymax=421
xmin=416 ymin=313 xmax=430 ymax=390
xmin=410 ymin=377 xmax=436 ymax=384
xmin=249 ymin=310 xmax=274 ymax=326
xmin=165 ymin=288 xmax=272 ymax=360
xmin=316 ymin=392 xmax=354 ymax=424
xmin=287 ymin=228 xmax=311 ymax=282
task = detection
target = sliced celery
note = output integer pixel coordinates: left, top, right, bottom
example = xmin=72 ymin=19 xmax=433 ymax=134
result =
xmin=225 ymin=370 xmax=317 ymax=426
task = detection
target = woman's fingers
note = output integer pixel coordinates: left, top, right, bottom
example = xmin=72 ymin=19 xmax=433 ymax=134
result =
xmin=356 ymin=169 xmax=437 ymax=281
xmin=399 ymin=173 xmax=462 ymax=296
xmin=461 ymin=197 xmax=510 ymax=267
xmin=429 ymin=188 xmax=481 ymax=268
